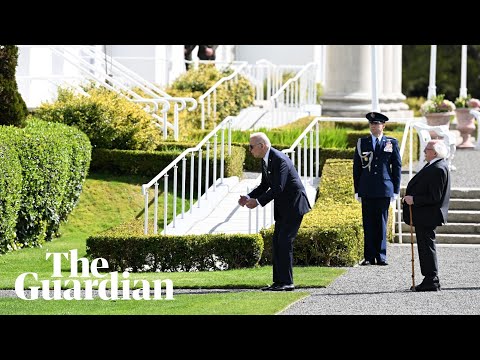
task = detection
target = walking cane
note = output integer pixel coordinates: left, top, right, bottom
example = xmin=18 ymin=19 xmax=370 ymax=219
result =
xmin=409 ymin=204 xmax=415 ymax=291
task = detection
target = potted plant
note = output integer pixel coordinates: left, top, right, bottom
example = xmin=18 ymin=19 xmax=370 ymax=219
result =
xmin=420 ymin=94 xmax=456 ymax=128
xmin=454 ymin=95 xmax=480 ymax=148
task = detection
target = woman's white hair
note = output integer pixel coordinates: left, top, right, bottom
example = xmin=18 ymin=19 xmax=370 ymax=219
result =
xmin=431 ymin=140 xmax=449 ymax=159
xmin=250 ymin=132 xmax=271 ymax=147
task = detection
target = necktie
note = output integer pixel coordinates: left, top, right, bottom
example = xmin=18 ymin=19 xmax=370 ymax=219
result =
xmin=375 ymin=138 xmax=380 ymax=152
xmin=262 ymin=160 xmax=268 ymax=176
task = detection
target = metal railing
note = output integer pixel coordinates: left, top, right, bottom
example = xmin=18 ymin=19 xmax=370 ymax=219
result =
xmin=17 ymin=45 xmax=197 ymax=141
xmin=246 ymin=185 xmax=274 ymax=233
xmin=242 ymin=59 xmax=304 ymax=102
xmin=241 ymin=115 xmax=419 ymax=240
xmin=245 ymin=116 xmax=323 ymax=234
xmin=198 ymin=61 xmax=249 ymax=130
xmin=270 ymin=62 xmax=318 ymax=127
xmin=142 ymin=116 xmax=234 ymax=235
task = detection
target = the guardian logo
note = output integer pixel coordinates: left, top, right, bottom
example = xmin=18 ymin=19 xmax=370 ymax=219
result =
xmin=15 ymin=249 xmax=174 ymax=300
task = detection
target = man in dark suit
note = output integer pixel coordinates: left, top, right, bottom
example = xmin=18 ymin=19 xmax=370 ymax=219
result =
xmin=353 ymin=112 xmax=402 ymax=266
xmin=238 ymin=132 xmax=311 ymax=291
xmin=403 ymin=139 xmax=451 ymax=292
xmin=184 ymin=45 xmax=218 ymax=70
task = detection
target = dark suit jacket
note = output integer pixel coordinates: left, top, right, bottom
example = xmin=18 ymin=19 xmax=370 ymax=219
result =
xmin=248 ymin=147 xmax=311 ymax=221
xmin=353 ymin=135 xmax=402 ymax=198
xmin=403 ymin=158 xmax=451 ymax=227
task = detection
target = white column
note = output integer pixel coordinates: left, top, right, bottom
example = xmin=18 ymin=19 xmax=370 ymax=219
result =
xmin=322 ymin=45 xmax=412 ymax=118
xmin=382 ymin=45 xmax=393 ymax=100
xmin=427 ymin=45 xmax=437 ymax=99
xmin=459 ymin=45 xmax=468 ymax=98
xmin=169 ymin=45 xmax=186 ymax=84
xmin=371 ymin=45 xmax=380 ymax=112
xmin=391 ymin=45 xmax=409 ymax=111
xmin=313 ymin=45 xmax=326 ymax=85
xmin=321 ymin=45 xmax=373 ymax=117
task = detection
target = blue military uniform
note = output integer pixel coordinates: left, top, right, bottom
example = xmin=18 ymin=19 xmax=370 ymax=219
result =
xmin=353 ymin=112 xmax=402 ymax=265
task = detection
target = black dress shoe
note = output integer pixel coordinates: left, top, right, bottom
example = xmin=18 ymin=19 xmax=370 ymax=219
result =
xmin=270 ymin=284 xmax=295 ymax=291
xmin=376 ymin=261 xmax=388 ymax=266
xmin=414 ymin=282 xmax=441 ymax=292
xmin=360 ymin=260 xmax=374 ymax=266
xmin=261 ymin=283 xmax=278 ymax=291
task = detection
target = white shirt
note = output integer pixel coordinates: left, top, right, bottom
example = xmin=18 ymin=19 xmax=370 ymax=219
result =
xmin=263 ymin=148 xmax=271 ymax=167
xmin=425 ymin=157 xmax=443 ymax=167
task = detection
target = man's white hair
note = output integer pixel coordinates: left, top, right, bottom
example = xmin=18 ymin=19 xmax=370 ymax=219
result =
xmin=250 ymin=132 xmax=271 ymax=147
xmin=431 ymin=140 xmax=449 ymax=159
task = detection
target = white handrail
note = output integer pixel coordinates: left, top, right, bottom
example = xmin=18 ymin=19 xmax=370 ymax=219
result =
xmin=198 ymin=61 xmax=249 ymax=129
xmin=19 ymin=45 xmax=196 ymax=141
xmin=247 ymin=116 xmax=322 ymax=234
xmin=142 ymin=116 xmax=234 ymax=235
xmin=269 ymin=62 xmax=318 ymax=127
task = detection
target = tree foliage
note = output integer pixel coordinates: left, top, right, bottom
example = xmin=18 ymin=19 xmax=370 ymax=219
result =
xmin=403 ymin=45 xmax=480 ymax=100
xmin=0 ymin=45 xmax=28 ymax=127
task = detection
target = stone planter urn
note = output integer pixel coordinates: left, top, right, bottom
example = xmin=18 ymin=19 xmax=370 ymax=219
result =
xmin=424 ymin=112 xmax=455 ymax=139
xmin=455 ymin=108 xmax=476 ymax=149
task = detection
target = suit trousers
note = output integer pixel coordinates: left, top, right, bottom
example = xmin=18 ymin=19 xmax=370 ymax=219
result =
xmin=272 ymin=214 xmax=303 ymax=285
xmin=361 ymin=197 xmax=390 ymax=262
xmin=415 ymin=225 xmax=439 ymax=280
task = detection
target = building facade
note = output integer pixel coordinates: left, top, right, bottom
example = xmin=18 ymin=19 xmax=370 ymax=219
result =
xmin=16 ymin=45 xmax=411 ymax=117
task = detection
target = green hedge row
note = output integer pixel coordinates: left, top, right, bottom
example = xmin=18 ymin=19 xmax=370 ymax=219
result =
xmin=86 ymin=228 xmax=263 ymax=272
xmin=35 ymin=87 xmax=163 ymax=151
xmin=90 ymin=145 xmax=246 ymax=181
xmin=0 ymin=118 xmax=92 ymax=253
xmin=0 ymin=129 xmax=22 ymax=251
xmin=85 ymin=157 xmax=365 ymax=270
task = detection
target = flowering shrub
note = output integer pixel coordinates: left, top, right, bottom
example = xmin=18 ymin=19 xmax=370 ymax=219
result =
xmin=455 ymin=95 xmax=480 ymax=109
xmin=420 ymin=94 xmax=456 ymax=115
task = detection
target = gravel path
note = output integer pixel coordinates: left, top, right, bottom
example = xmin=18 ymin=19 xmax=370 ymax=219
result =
xmin=280 ymin=243 xmax=480 ymax=315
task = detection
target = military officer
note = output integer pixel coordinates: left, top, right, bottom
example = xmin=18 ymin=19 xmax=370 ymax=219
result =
xmin=353 ymin=112 xmax=402 ymax=266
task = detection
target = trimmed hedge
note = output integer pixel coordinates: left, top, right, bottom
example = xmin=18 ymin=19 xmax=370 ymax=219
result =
xmin=35 ymin=87 xmax=163 ymax=151
xmin=0 ymin=118 xmax=91 ymax=252
xmin=25 ymin=119 xmax=92 ymax=238
xmin=86 ymin=223 xmax=263 ymax=272
xmin=90 ymin=144 xmax=245 ymax=180
xmin=0 ymin=128 xmax=22 ymax=252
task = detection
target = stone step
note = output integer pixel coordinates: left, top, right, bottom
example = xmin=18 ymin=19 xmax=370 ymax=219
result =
xmin=397 ymin=222 xmax=480 ymax=234
xmin=449 ymin=199 xmax=480 ymax=210
xmin=394 ymin=233 xmax=480 ymax=244
xmin=395 ymin=209 xmax=480 ymax=223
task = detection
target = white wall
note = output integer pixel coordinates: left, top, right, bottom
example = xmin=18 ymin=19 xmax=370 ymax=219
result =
xmin=109 ymin=45 xmax=156 ymax=82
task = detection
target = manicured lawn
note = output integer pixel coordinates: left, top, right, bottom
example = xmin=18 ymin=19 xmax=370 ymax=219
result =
xmin=0 ymin=172 xmax=347 ymax=315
